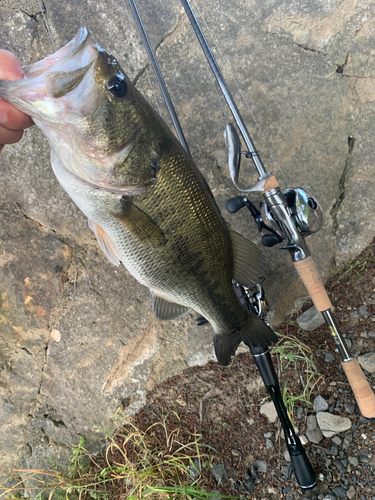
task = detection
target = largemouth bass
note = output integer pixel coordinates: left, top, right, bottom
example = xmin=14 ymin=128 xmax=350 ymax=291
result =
xmin=0 ymin=27 xmax=276 ymax=365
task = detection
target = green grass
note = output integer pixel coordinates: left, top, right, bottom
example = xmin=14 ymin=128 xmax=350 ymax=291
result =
xmin=271 ymin=331 xmax=323 ymax=423
xmin=1 ymin=412 xmax=237 ymax=500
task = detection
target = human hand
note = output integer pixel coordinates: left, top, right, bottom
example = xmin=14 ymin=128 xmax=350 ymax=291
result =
xmin=0 ymin=50 xmax=34 ymax=152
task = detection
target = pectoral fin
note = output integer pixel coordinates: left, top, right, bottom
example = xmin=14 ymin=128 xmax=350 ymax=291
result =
xmin=88 ymin=220 xmax=121 ymax=266
xmin=151 ymin=292 xmax=190 ymax=320
xmin=229 ymin=229 xmax=266 ymax=286
xmin=112 ymin=198 xmax=167 ymax=247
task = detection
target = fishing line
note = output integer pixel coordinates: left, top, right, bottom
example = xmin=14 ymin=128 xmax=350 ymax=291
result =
xmin=192 ymin=0 xmax=288 ymax=184
xmin=121 ymin=0 xmax=163 ymax=118
xmin=36 ymin=0 xmax=57 ymax=51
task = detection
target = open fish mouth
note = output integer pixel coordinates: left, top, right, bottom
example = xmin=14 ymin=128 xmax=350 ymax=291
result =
xmin=0 ymin=27 xmax=99 ymax=121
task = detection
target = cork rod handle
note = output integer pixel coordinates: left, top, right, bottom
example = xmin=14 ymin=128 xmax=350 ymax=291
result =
xmin=293 ymin=256 xmax=332 ymax=312
xmin=294 ymin=256 xmax=375 ymax=419
xmin=341 ymin=358 xmax=375 ymax=419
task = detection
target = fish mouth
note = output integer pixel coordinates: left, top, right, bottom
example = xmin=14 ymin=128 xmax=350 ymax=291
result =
xmin=0 ymin=27 xmax=98 ymax=121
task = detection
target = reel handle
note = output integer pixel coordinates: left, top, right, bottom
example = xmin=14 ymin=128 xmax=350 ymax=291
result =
xmin=226 ymin=196 xmax=246 ymax=213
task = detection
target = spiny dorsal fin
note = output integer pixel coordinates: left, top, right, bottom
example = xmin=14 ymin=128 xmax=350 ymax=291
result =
xmin=89 ymin=220 xmax=121 ymax=266
xmin=229 ymin=229 xmax=266 ymax=287
xmin=151 ymin=292 xmax=190 ymax=321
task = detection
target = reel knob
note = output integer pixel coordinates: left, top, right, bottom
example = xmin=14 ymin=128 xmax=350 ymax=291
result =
xmin=226 ymin=196 xmax=247 ymax=213
xmin=262 ymin=233 xmax=284 ymax=247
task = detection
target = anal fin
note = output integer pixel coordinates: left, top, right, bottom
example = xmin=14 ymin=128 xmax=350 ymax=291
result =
xmin=89 ymin=220 xmax=121 ymax=266
xmin=151 ymin=292 xmax=190 ymax=320
xmin=229 ymin=229 xmax=266 ymax=287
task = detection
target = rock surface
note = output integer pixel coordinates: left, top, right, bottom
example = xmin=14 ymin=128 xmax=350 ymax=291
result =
xmin=297 ymin=306 xmax=326 ymax=332
xmin=316 ymin=412 xmax=352 ymax=438
xmin=260 ymin=401 xmax=279 ymax=423
xmin=357 ymin=351 xmax=375 ymax=373
xmin=1 ymin=0 xmax=375 ymax=487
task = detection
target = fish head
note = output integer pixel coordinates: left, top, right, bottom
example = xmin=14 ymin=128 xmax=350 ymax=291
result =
xmin=0 ymin=27 xmax=160 ymax=193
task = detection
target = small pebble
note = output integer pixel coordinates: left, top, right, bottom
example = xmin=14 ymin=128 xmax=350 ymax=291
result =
xmin=243 ymin=477 xmax=255 ymax=493
xmin=325 ymin=353 xmax=335 ymax=362
xmin=330 ymin=445 xmax=338 ymax=456
xmin=359 ymin=305 xmax=369 ymax=316
xmin=349 ymin=456 xmax=359 ymax=466
xmin=332 ymin=486 xmax=347 ymax=498
xmin=314 ymin=395 xmax=329 ymax=412
xmin=333 ymin=459 xmax=346 ymax=474
xmin=332 ymin=436 xmax=342 ymax=446
xmin=266 ymin=438 xmax=273 ymax=449
xmin=254 ymin=459 xmax=268 ymax=473
xmin=211 ymin=464 xmax=227 ymax=483
xmin=344 ymin=403 xmax=355 ymax=414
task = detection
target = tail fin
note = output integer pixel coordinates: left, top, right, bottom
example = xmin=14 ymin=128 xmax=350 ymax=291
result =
xmin=213 ymin=312 xmax=277 ymax=366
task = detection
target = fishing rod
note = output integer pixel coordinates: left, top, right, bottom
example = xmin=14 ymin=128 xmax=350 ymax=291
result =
xmin=179 ymin=1 xmax=375 ymax=421
xmin=128 ymin=0 xmax=316 ymax=490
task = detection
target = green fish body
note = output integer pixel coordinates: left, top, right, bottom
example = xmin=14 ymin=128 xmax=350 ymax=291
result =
xmin=0 ymin=28 xmax=276 ymax=364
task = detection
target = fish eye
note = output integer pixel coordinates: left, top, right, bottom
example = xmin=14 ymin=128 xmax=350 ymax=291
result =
xmin=107 ymin=76 xmax=127 ymax=98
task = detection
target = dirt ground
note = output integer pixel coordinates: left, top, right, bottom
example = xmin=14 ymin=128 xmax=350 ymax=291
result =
xmin=99 ymin=237 xmax=375 ymax=500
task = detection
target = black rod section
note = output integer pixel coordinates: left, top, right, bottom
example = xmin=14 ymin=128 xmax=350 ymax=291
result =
xmin=127 ymin=0 xmax=191 ymax=156
xmin=251 ymin=346 xmax=317 ymax=489
xmin=180 ymin=0 xmax=267 ymax=177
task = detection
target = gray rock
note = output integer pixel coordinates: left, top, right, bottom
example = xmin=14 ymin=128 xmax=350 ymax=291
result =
xmin=266 ymin=438 xmax=274 ymax=449
xmin=325 ymin=353 xmax=336 ymax=362
xmin=331 ymin=436 xmax=342 ymax=446
xmin=359 ymin=305 xmax=368 ymax=315
xmin=296 ymin=407 xmax=304 ymax=420
xmin=211 ymin=464 xmax=227 ymax=483
xmin=306 ymin=429 xmax=324 ymax=444
xmin=316 ymin=412 xmax=352 ymax=438
xmin=254 ymin=460 xmax=268 ymax=473
xmin=243 ymin=477 xmax=255 ymax=493
xmin=314 ymin=395 xmax=329 ymax=412
xmin=188 ymin=459 xmax=201 ymax=480
xmin=357 ymin=352 xmax=375 ymax=373
xmin=348 ymin=456 xmax=359 ymax=467
xmin=307 ymin=414 xmax=319 ymax=430
xmin=333 ymin=459 xmax=346 ymax=474
xmin=344 ymin=403 xmax=356 ymax=414
xmin=332 ymin=486 xmax=347 ymax=499
xmin=306 ymin=415 xmax=324 ymax=443
xmin=330 ymin=445 xmax=338 ymax=456
xmin=297 ymin=306 xmax=325 ymax=331
xmin=346 ymin=486 xmax=356 ymax=500
xmin=260 ymin=401 xmax=278 ymax=423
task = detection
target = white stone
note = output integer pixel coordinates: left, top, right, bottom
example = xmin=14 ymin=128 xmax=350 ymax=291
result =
xmin=260 ymin=401 xmax=279 ymax=423
xmin=297 ymin=306 xmax=325 ymax=331
xmin=357 ymin=352 xmax=375 ymax=373
xmin=316 ymin=412 xmax=352 ymax=438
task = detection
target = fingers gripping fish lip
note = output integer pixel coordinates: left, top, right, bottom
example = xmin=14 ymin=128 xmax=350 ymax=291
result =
xmin=0 ymin=27 xmax=98 ymax=120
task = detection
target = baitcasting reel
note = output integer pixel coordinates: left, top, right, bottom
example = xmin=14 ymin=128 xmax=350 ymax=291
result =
xmin=262 ymin=187 xmax=323 ymax=239
xmin=226 ymin=187 xmax=323 ymax=249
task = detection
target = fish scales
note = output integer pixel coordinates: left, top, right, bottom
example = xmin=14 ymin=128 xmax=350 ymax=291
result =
xmin=0 ymin=27 xmax=277 ymax=365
